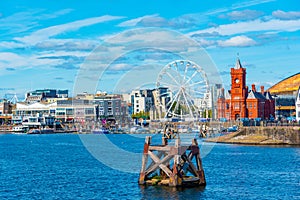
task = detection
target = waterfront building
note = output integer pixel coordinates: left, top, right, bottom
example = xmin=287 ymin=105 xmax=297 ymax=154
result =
xmin=0 ymin=99 xmax=13 ymax=124
xmin=74 ymin=92 xmax=94 ymax=100
xmin=15 ymin=102 xmax=56 ymax=117
xmin=13 ymin=102 xmax=57 ymax=126
xmin=55 ymin=99 xmax=95 ymax=123
xmin=54 ymin=93 xmax=129 ymax=126
xmin=131 ymin=90 xmax=146 ymax=114
xmin=57 ymin=90 xmax=69 ymax=98
xmin=25 ymin=89 xmax=68 ymax=103
xmin=121 ymin=93 xmax=133 ymax=117
xmin=194 ymin=84 xmax=222 ymax=119
xmin=94 ymin=94 xmax=129 ymax=125
xmin=296 ymin=87 xmax=300 ymax=122
xmin=14 ymin=89 xmax=129 ymax=126
xmin=151 ymin=87 xmax=170 ymax=120
xmin=126 ymin=90 xmax=154 ymax=114
xmin=267 ymin=73 xmax=300 ymax=120
xmin=217 ymin=57 xmax=275 ymax=121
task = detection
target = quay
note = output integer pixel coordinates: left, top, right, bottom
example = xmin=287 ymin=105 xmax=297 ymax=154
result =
xmin=205 ymin=126 xmax=300 ymax=145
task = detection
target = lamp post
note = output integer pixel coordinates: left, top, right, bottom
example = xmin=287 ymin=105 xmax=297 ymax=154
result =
xmin=278 ymin=105 xmax=281 ymax=121
xmin=272 ymin=94 xmax=278 ymax=120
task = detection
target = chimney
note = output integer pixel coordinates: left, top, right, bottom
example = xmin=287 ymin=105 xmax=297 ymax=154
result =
xmin=260 ymin=86 xmax=265 ymax=94
xmin=221 ymin=88 xmax=224 ymax=96
xmin=252 ymin=84 xmax=256 ymax=92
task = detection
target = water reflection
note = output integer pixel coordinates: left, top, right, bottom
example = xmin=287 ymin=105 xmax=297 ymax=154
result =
xmin=139 ymin=185 xmax=206 ymax=200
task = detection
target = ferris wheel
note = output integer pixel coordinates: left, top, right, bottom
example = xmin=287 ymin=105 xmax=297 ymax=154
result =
xmin=156 ymin=60 xmax=209 ymax=120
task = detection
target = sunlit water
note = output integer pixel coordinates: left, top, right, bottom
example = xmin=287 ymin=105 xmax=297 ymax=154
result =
xmin=0 ymin=133 xmax=299 ymax=199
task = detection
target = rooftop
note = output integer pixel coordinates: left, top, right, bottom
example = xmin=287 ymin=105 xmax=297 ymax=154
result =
xmin=267 ymin=72 xmax=300 ymax=95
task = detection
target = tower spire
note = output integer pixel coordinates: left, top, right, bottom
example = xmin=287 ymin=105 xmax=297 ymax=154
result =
xmin=235 ymin=53 xmax=242 ymax=69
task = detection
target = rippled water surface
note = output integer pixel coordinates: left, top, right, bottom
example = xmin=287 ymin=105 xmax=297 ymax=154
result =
xmin=0 ymin=133 xmax=299 ymax=199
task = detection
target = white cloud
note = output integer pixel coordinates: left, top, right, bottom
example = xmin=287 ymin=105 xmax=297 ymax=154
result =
xmin=37 ymin=50 xmax=89 ymax=59
xmin=15 ymin=15 xmax=124 ymax=44
xmin=0 ymin=41 xmax=25 ymax=49
xmin=0 ymin=50 xmax=88 ymax=71
xmin=0 ymin=52 xmax=58 ymax=69
xmin=272 ymin=10 xmax=300 ymax=20
xmin=117 ymin=0 xmax=274 ymax=30
xmin=188 ymin=19 xmax=300 ymax=36
xmin=35 ymin=39 xmax=100 ymax=51
xmin=0 ymin=52 xmax=24 ymax=62
xmin=104 ymin=29 xmax=199 ymax=54
xmin=194 ymin=38 xmax=216 ymax=47
xmin=118 ymin=14 xmax=159 ymax=27
xmin=0 ymin=9 xmax=73 ymax=35
xmin=231 ymin=0 xmax=275 ymax=10
xmin=218 ymin=35 xmax=256 ymax=47
xmin=219 ymin=9 xmax=264 ymax=21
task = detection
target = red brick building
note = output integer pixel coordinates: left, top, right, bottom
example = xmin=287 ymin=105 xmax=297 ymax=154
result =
xmin=217 ymin=57 xmax=275 ymax=120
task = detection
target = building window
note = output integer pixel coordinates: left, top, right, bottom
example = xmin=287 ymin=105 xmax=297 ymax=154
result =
xmin=249 ymin=103 xmax=252 ymax=108
xmin=66 ymin=108 xmax=74 ymax=115
xmin=85 ymin=108 xmax=94 ymax=115
xmin=226 ymin=103 xmax=229 ymax=109
xmin=234 ymin=103 xmax=239 ymax=109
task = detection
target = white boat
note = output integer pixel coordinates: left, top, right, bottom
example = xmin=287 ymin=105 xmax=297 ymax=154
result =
xmin=11 ymin=125 xmax=29 ymax=134
xmin=27 ymin=128 xmax=55 ymax=134
xmin=92 ymin=128 xmax=110 ymax=134
xmin=129 ymin=126 xmax=147 ymax=134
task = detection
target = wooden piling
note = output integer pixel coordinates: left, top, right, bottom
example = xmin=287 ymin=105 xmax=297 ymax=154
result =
xmin=138 ymin=136 xmax=206 ymax=187
xmin=139 ymin=136 xmax=151 ymax=185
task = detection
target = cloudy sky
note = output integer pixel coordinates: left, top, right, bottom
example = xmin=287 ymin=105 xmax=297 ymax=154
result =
xmin=0 ymin=0 xmax=299 ymax=99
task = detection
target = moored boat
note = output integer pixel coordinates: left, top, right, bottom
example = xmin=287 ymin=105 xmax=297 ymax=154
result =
xmin=11 ymin=125 xmax=29 ymax=134
xmin=28 ymin=128 xmax=55 ymax=134
xmin=92 ymin=128 xmax=110 ymax=134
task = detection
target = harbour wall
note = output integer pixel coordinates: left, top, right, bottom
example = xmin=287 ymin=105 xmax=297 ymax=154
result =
xmin=241 ymin=126 xmax=300 ymax=145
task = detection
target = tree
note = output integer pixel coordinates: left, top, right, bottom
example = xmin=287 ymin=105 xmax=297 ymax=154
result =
xmin=132 ymin=111 xmax=150 ymax=119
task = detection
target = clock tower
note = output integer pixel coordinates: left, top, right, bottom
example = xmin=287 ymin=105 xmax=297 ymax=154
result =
xmin=230 ymin=57 xmax=247 ymax=120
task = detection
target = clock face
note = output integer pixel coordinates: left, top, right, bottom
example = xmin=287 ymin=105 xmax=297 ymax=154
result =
xmin=235 ymin=78 xmax=240 ymax=83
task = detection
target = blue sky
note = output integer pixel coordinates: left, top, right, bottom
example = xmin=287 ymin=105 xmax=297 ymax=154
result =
xmin=0 ymin=0 xmax=299 ymax=99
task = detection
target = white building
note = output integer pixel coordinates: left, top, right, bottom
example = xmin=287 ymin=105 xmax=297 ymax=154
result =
xmin=14 ymin=102 xmax=57 ymax=126
xmin=194 ymin=84 xmax=222 ymax=120
xmin=296 ymin=87 xmax=300 ymax=122
xmin=131 ymin=90 xmax=146 ymax=114
xmin=124 ymin=90 xmax=154 ymax=115
xmin=15 ymin=102 xmax=57 ymax=117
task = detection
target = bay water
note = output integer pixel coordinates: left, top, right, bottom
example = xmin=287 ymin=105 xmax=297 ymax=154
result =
xmin=0 ymin=133 xmax=299 ymax=199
